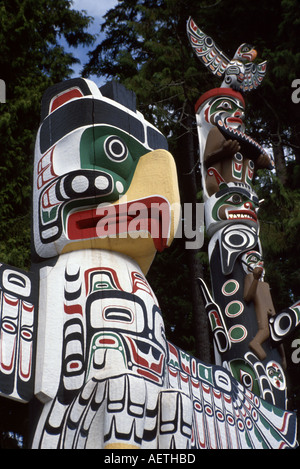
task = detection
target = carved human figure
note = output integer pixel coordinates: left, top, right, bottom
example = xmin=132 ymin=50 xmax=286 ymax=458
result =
xmin=195 ymin=88 xmax=273 ymax=199
xmin=242 ymin=251 xmax=275 ymax=361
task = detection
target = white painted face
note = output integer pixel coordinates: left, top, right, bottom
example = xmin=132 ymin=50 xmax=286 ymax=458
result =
xmin=241 ymin=250 xmax=264 ymax=277
xmin=203 ymin=95 xmax=245 ymax=131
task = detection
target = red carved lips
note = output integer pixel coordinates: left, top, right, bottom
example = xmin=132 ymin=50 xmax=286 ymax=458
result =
xmin=226 ymin=117 xmax=243 ymax=127
xmin=66 ymin=196 xmax=171 ymax=252
xmin=227 ymin=209 xmax=258 ymax=223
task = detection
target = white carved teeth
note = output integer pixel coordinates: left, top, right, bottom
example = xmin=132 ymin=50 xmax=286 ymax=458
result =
xmin=228 ymin=213 xmax=254 ymax=219
xmin=224 ymin=122 xmax=265 ymax=154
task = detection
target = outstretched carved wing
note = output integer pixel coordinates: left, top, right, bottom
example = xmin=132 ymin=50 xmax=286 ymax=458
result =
xmin=186 ymin=16 xmax=230 ymax=78
xmin=187 ymin=17 xmax=267 ymax=92
xmin=0 ymin=263 xmax=38 ymax=402
xmin=167 ymin=341 xmax=298 ymax=449
xmin=240 ymin=61 xmax=267 ymax=92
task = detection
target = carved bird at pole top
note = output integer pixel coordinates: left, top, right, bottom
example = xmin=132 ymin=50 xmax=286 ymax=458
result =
xmin=186 ymin=17 xmax=267 ymax=92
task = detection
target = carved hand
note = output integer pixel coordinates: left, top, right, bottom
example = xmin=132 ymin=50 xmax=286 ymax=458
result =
xmin=253 ymin=266 xmax=264 ymax=280
xmin=222 ymin=139 xmax=241 ymax=157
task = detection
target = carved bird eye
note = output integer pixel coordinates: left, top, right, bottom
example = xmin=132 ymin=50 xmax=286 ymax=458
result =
xmin=104 ymin=136 xmax=128 ymax=162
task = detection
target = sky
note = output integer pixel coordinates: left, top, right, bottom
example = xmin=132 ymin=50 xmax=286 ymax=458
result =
xmin=65 ymin=0 xmax=119 ymax=85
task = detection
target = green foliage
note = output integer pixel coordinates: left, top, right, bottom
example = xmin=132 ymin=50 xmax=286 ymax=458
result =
xmin=255 ymin=164 xmax=300 ymax=309
xmin=0 ymin=0 xmax=94 ymax=269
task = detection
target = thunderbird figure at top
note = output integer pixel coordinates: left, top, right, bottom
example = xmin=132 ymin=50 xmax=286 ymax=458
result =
xmin=187 ymin=17 xmax=267 ymax=92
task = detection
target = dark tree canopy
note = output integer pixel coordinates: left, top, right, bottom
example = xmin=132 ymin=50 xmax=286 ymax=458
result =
xmin=0 ymin=0 xmax=94 ymax=269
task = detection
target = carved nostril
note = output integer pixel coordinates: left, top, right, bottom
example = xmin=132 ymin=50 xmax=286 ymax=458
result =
xmin=95 ymin=175 xmax=110 ymax=191
xmin=71 ymin=175 xmax=89 ymax=193
xmin=58 ymin=170 xmax=114 ymax=200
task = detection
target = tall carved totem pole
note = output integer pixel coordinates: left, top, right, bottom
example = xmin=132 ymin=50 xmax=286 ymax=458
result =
xmin=0 ymin=19 xmax=298 ymax=449
xmin=187 ymin=15 xmax=300 ymax=429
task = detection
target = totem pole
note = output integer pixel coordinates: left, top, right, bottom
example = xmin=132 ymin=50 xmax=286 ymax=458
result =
xmin=0 ymin=74 xmax=298 ymax=448
xmin=187 ymin=17 xmax=300 ymax=414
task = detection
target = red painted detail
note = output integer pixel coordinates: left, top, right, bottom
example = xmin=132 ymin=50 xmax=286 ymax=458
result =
xmin=50 ymin=88 xmax=84 ymax=113
xmin=67 ymin=196 xmax=170 ymax=253
xmin=99 ymin=338 xmax=116 ymax=345
xmin=64 ymin=304 xmax=83 ymax=316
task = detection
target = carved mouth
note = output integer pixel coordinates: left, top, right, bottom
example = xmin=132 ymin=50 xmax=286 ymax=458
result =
xmin=126 ymin=336 xmax=165 ymax=383
xmin=227 ymin=209 xmax=257 ymax=222
xmin=66 ymin=196 xmax=171 ymax=252
xmin=226 ymin=117 xmax=243 ymax=127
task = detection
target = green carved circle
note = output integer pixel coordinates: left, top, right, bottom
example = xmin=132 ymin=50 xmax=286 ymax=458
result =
xmin=229 ymin=325 xmax=247 ymax=342
xmin=225 ymin=301 xmax=244 ymax=317
xmin=222 ymin=279 xmax=239 ymax=296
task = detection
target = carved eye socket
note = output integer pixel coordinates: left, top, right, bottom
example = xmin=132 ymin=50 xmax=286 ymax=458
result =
xmin=217 ymin=100 xmax=232 ymax=111
xmin=227 ymin=194 xmax=243 ymax=205
xmin=247 ymin=254 xmax=261 ymax=265
xmin=104 ymin=136 xmax=128 ymax=162
xmin=240 ymin=370 xmax=253 ymax=389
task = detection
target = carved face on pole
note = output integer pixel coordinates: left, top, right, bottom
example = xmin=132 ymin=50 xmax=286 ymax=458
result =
xmin=195 ymin=88 xmax=247 ymax=199
xmin=203 ymin=94 xmax=245 ymax=131
xmin=204 ymin=184 xmax=260 ymax=236
xmin=241 ymin=250 xmax=265 ymax=277
xmin=32 ymin=78 xmax=180 ymax=273
xmin=195 ymin=88 xmax=246 ymax=139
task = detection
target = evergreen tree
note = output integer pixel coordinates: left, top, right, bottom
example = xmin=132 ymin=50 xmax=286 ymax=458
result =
xmin=0 ymin=0 xmax=94 ymax=269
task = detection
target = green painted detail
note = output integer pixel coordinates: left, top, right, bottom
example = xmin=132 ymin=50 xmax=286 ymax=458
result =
xmin=169 ymin=358 xmax=179 ymax=369
xmin=245 ymin=432 xmax=253 ymax=448
xmin=259 ymin=414 xmax=281 ymax=442
xmin=226 ymin=301 xmax=243 ymax=317
xmin=211 ymin=191 xmax=259 ymax=222
xmin=80 ymin=125 xmax=149 ymax=176
xmin=261 ymin=399 xmax=284 ymax=418
xmin=292 ymin=305 xmax=300 ymax=323
xmin=232 ymin=159 xmax=242 ymax=180
xmin=254 ymin=427 xmax=268 ymax=448
xmin=87 ymin=332 xmax=127 ymax=377
xmin=229 ymin=359 xmax=260 ymax=396
xmin=42 ymin=205 xmax=59 ymax=224
xmin=197 ymin=363 xmax=213 ymax=385
xmin=209 ymin=311 xmax=218 ymax=330
xmin=230 ymin=326 xmax=245 ymax=341
xmin=208 ymin=97 xmax=244 ymax=122
xmin=223 ymin=280 xmax=239 ymax=295
xmin=92 ymin=280 xmax=114 ymax=291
